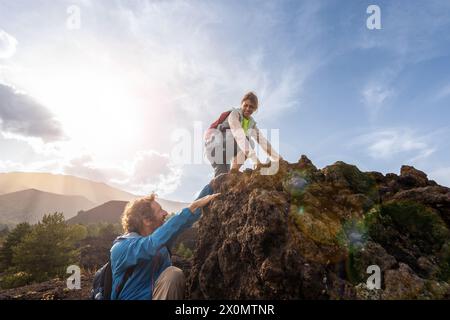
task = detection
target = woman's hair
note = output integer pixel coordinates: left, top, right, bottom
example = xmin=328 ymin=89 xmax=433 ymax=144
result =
xmin=241 ymin=91 xmax=259 ymax=109
xmin=121 ymin=193 xmax=157 ymax=233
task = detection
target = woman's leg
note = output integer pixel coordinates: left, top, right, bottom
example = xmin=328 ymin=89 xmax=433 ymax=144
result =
xmin=213 ymin=162 xmax=229 ymax=177
xmin=196 ymin=182 xmax=214 ymax=200
xmin=230 ymin=150 xmax=245 ymax=172
xmin=206 ymin=135 xmax=241 ymax=177
xmin=208 ymin=143 xmax=230 ymax=177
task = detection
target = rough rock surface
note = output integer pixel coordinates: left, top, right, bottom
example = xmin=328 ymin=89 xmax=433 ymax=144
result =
xmin=0 ymin=273 xmax=94 ymax=300
xmin=187 ymin=156 xmax=450 ymax=299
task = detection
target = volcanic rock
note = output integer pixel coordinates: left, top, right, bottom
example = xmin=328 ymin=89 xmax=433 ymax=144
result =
xmin=187 ymin=156 xmax=450 ymax=299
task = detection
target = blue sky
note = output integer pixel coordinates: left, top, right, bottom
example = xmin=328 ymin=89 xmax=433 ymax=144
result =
xmin=0 ymin=0 xmax=449 ymax=202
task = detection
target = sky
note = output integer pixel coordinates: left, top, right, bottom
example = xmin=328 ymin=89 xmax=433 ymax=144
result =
xmin=0 ymin=0 xmax=449 ymax=202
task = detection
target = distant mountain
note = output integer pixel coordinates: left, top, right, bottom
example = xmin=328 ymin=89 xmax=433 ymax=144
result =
xmin=67 ymin=198 xmax=188 ymax=225
xmin=0 ymin=172 xmax=137 ymax=205
xmin=0 ymin=189 xmax=95 ymax=224
xmin=67 ymin=200 xmax=126 ymax=225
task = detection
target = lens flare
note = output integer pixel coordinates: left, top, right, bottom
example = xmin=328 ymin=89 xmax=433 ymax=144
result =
xmin=283 ymin=170 xmax=309 ymax=197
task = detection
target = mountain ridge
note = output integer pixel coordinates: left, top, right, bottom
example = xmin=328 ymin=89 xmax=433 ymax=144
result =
xmin=0 ymin=189 xmax=95 ymax=224
xmin=67 ymin=198 xmax=188 ymax=225
xmin=0 ymin=172 xmax=137 ymax=205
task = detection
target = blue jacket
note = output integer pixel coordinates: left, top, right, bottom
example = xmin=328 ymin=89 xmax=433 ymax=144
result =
xmin=110 ymin=184 xmax=213 ymax=300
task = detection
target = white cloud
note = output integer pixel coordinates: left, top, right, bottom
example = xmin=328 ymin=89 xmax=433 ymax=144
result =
xmin=0 ymin=83 xmax=65 ymax=142
xmin=0 ymin=29 xmax=17 ymax=59
xmin=353 ymin=129 xmax=435 ymax=161
xmin=120 ymin=150 xmax=182 ymax=196
xmin=360 ymin=66 xmax=400 ymax=120
xmin=0 ymin=159 xmax=24 ymax=172
xmin=63 ymin=154 xmax=127 ymax=184
xmin=362 ymin=84 xmax=394 ymax=119
xmin=101 ymin=0 xmax=322 ymax=121
xmin=0 ymin=0 xmax=327 ymax=165
xmin=0 ymin=131 xmax=66 ymax=157
xmin=63 ymin=151 xmax=182 ymax=197
xmin=429 ymin=167 xmax=450 ymax=188
xmin=0 ymin=158 xmax=62 ymax=173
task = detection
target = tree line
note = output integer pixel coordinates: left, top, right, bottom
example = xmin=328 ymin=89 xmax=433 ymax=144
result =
xmin=0 ymin=213 xmax=122 ymax=289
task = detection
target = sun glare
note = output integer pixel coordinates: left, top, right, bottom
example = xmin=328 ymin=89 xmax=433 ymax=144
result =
xmin=27 ymin=67 xmax=142 ymax=152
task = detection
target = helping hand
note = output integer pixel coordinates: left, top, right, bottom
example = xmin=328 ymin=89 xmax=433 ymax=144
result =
xmin=188 ymin=193 xmax=221 ymax=213
xmin=252 ymin=159 xmax=262 ymax=170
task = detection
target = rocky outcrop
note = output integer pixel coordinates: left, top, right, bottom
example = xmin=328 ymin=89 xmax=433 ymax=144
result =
xmin=187 ymin=156 xmax=450 ymax=299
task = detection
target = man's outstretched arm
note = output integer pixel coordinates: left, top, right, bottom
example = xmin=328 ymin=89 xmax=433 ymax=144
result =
xmin=117 ymin=184 xmax=218 ymax=266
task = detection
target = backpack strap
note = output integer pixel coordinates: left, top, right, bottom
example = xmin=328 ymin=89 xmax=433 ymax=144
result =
xmin=150 ymin=246 xmax=167 ymax=286
xmin=115 ymin=263 xmax=135 ymax=298
xmin=102 ymin=262 xmax=113 ymax=300
xmin=209 ymin=110 xmax=232 ymax=130
xmin=205 ymin=110 xmax=232 ymax=143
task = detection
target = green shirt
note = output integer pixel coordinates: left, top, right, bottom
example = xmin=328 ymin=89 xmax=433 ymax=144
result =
xmin=242 ymin=117 xmax=250 ymax=135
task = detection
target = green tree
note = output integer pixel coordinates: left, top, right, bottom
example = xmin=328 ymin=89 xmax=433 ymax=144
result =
xmin=174 ymin=242 xmax=193 ymax=259
xmin=71 ymin=224 xmax=88 ymax=241
xmin=86 ymin=223 xmax=100 ymax=237
xmin=0 ymin=224 xmax=9 ymax=236
xmin=11 ymin=213 xmax=85 ymax=282
xmin=99 ymin=223 xmax=121 ymax=237
xmin=0 ymin=223 xmax=31 ymax=272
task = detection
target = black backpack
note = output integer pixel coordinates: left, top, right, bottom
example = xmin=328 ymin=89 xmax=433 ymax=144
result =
xmin=91 ymin=260 xmax=134 ymax=300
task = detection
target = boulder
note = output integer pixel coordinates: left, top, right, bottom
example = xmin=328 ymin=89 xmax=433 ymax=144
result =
xmin=187 ymin=158 xmax=450 ymax=299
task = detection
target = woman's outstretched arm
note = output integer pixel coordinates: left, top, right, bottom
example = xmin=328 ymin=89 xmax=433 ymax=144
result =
xmin=228 ymin=110 xmax=258 ymax=164
xmin=251 ymin=127 xmax=281 ymax=161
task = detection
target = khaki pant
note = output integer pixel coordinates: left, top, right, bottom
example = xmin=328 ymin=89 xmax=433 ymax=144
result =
xmin=152 ymin=266 xmax=185 ymax=300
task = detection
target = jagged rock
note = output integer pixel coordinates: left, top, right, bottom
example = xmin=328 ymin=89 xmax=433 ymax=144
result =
xmin=322 ymin=161 xmax=378 ymax=202
xmin=390 ymin=186 xmax=450 ymax=227
xmin=399 ymin=165 xmax=429 ymax=189
xmin=187 ymin=158 xmax=450 ymax=299
xmin=351 ymin=241 xmax=398 ymax=281
xmin=355 ymin=283 xmax=382 ymax=300
xmin=382 ymin=263 xmax=429 ymax=299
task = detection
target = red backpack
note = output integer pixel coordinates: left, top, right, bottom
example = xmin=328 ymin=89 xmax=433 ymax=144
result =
xmin=208 ymin=110 xmax=232 ymax=130
xmin=204 ymin=110 xmax=232 ymax=144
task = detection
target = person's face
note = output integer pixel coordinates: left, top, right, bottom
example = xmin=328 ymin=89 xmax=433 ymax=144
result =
xmin=150 ymin=201 xmax=168 ymax=229
xmin=241 ymin=99 xmax=257 ymax=119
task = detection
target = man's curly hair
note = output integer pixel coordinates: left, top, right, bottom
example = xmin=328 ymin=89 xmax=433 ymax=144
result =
xmin=121 ymin=193 xmax=157 ymax=233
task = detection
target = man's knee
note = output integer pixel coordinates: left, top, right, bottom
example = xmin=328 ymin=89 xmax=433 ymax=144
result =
xmin=159 ymin=266 xmax=185 ymax=289
xmin=153 ymin=266 xmax=186 ymax=300
xmin=166 ymin=266 xmax=185 ymax=284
